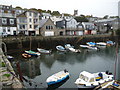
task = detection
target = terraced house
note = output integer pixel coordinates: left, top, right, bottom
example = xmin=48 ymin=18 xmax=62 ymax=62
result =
xmin=17 ymin=10 xmax=40 ymax=36
xmin=0 ymin=5 xmax=17 ymax=36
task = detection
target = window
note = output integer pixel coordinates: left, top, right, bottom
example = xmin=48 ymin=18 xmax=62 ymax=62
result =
xmin=46 ymin=26 xmax=49 ymax=29
xmin=10 ymin=19 xmax=14 ymax=24
xmin=30 ymin=25 xmax=32 ymax=28
xmin=8 ymin=28 xmax=10 ymax=32
xmin=29 ymin=18 xmax=32 ymax=22
xmin=3 ymin=29 xmax=6 ymax=32
xmin=2 ymin=18 xmax=7 ymax=24
xmin=29 ymin=12 xmax=32 ymax=16
xmin=51 ymin=26 xmax=53 ymax=29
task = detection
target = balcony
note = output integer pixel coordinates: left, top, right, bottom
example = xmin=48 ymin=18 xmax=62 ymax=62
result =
xmin=0 ymin=13 xmax=15 ymax=18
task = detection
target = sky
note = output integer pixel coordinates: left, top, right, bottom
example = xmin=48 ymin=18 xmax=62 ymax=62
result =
xmin=1 ymin=0 xmax=120 ymax=17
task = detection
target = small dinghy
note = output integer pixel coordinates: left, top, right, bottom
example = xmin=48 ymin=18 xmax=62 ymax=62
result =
xmin=75 ymin=71 xmax=113 ymax=88
xmin=37 ymin=48 xmax=51 ymax=54
xmin=96 ymin=42 xmax=107 ymax=46
xmin=7 ymin=55 xmax=14 ymax=60
xmin=25 ymin=50 xmax=40 ymax=56
xmin=68 ymin=47 xmax=81 ymax=53
xmin=80 ymin=45 xmax=89 ymax=49
xmin=65 ymin=44 xmax=73 ymax=50
xmin=46 ymin=69 xmax=70 ymax=85
xmin=56 ymin=45 xmax=66 ymax=52
xmin=22 ymin=53 xmax=31 ymax=58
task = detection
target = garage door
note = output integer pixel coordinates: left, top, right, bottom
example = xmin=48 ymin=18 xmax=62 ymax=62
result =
xmin=45 ymin=31 xmax=54 ymax=36
xmin=76 ymin=31 xmax=83 ymax=35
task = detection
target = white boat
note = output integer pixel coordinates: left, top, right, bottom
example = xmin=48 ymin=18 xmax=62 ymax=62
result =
xmin=80 ymin=45 xmax=89 ymax=49
xmin=37 ymin=48 xmax=51 ymax=54
xmin=56 ymin=45 xmax=66 ymax=52
xmin=106 ymin=41 xmax=115 ymax=46
xmin=96 ymin=42 xmax=107 ymax=46
xmin=46 ymin=70 xmax=70 ymax=85
xmin=7 ymin=55 xmax=14 ymax=60
xmin=75 ymin=71 xmax=113 ymax=88
xmin=68 ymin=47 xmax=81 ymax=53
xmin=65 ymin=44 xmax=73 ymax=50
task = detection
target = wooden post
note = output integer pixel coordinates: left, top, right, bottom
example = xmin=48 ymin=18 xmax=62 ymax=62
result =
xmin=16 ymin=61 xmax=23 ymax=82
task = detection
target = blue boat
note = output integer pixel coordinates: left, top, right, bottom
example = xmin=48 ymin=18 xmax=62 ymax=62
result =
xmin=46 ymin=70 xmax=70 ymax=85
xmin=86 ymin=42 xmax=96 ymax=46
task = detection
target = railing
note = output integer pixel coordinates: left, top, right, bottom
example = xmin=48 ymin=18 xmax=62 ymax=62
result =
xmin=0 ymin=13 xmax=15 ymax=17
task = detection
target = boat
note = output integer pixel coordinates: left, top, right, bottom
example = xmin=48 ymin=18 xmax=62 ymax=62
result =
xmin=75 ymin=71 xmax=113 ymax=88
xmin=106 ymin=40 xmax=115 ymax=46
xmin=65 ymin=44 xmax=73 ymax=50
xmin=25 ymin=50 xmax=41 ymax=56
xmin=46 ymin=69 xmax=70 ymax=85
xmin=37 ymin=48 xmax=51 ymax=54
xmin=80 ymin=45 xmax=89 ymax=49
xmin=6 ymin=55 xmax=14 ymax=60
xmin=86 ymin=42 xmax=96 ymax=46
xmin=56 ymin=45 xmax=66 ymax=52
xmin=22 ymin=53 xmax=31 ymax=58
xmin=68 ymin=47 xmax=81 ymax=53
xmin=96 ymin=42 xmax=107 ymax=46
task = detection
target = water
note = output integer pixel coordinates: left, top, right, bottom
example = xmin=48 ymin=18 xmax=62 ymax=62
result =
xmin=10 ymin=46 xmax=120 ymax=89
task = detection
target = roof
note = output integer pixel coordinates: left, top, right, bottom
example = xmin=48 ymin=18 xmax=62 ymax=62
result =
xmin=80 ymin=71 xmax=94 ymax=78
xmin=39 ymin=18 xmax=49 ymax=27
xmin=95 ymin=18 xmax=117 ymax=23
xmin=16 ymin=12 xmax=26 ymax=17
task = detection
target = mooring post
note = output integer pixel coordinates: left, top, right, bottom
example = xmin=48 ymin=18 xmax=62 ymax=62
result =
xmin=16 ymin=61 xmax=23 ymax=82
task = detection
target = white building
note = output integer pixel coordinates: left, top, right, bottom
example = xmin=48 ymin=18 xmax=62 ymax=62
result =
xmin=17 ymin=10 xmax=40 ymax=35
xmin=0 ymin=5 xmax=17 ymax=36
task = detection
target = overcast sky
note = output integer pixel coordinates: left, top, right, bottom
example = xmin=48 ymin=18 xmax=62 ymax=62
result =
xmin=1 ymin=0 xmax=120 ymax=17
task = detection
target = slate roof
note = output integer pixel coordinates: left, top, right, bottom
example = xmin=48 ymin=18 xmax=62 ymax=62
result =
xmin=39 ymin=18 xmax=49 ymax=28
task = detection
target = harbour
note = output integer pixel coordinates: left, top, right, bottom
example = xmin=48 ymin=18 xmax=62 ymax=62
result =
xmin=7 ymin=43 xmax=120 ymax=89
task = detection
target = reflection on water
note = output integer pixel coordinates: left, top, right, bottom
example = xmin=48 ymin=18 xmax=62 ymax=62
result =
xmin=11 ymin=45 xmax=120 ymax=88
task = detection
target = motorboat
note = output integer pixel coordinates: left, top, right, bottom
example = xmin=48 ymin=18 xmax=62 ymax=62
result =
xmin=75 ymin=71 xmax=113 ymax=88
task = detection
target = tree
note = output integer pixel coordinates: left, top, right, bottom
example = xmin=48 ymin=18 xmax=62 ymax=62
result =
xmin=51 ymin=11 xmax=61 ymax=16
xmin=46 ymin=10 xmax=52 ymax=14
xmin=103 ymin=15 xmax=109 ymax=19
xmin=15 ymin=6 xmax=22 ymax=9
xmin=74 ymin=16 xmax=89 ymax=22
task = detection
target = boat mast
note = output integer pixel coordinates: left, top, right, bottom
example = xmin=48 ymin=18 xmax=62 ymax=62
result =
xmin=30 ymin=36 xmax=32 ymax=50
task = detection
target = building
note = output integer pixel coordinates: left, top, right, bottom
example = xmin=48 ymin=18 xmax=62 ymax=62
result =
xmin=82 ymin=22 xmax=97 ymax=35
xmin=39 ymin=18 xmax=58 ymax=36
xmin=56 ymin=17 xmax=84 ymax=35
xmin=74 ymin=10 xmax=78 ymax=16
xmin=95 ymin=18 xmax=119 ymax=33
xmin=0 ymin=5 xmax=17 ymax=36
xmin=17 ymin=10 xmax=40 ymax=36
